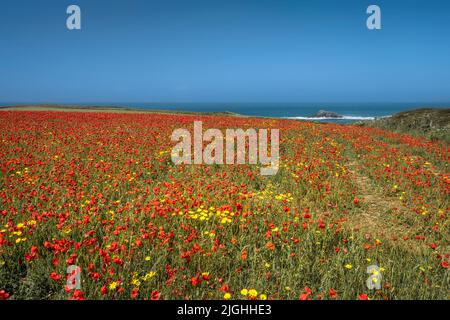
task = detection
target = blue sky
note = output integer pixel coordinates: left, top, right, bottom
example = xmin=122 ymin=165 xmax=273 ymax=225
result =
xmin=0 ymin=0 xmax=449 ymax=103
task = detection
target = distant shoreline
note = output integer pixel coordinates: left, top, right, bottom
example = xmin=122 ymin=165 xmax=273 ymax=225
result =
xmin=1 ymin=104 xmax=448 ymax=122
xmin=0 ymin=104 xmax=387 ymax=123
xmin=0 ymin=104 xmax=245 ymax=117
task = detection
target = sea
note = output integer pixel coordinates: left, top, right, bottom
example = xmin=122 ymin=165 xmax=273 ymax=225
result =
xmin=122 ymin=102 xmax=449 ymax=123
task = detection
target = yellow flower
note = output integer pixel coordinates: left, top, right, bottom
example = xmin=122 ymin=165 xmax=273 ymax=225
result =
xmin=259 ymin=294 xmax=267 ymax=300
xmin=223 ymin=293 xmax=231 ymax=300
xmin=145 ymin=256 xmax=151 ymax=261
xmin=345 ymin=264 xmax=353 ymax=269
xmin=248 ymin=289 xmax=258 ymax=297
xmin=109 ymin=281 xmax=118 ymax=290
xmin=220 ymin=217 xmax=231 ymax=224
xmin=240 ymin=289 xmax=248 ymax=296
xmin=131 ymin=278 xmax=141 ymax=286
xmin=142 ymin=271 xmax=156 ymax=281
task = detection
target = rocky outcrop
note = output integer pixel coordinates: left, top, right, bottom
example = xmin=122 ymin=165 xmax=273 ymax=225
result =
xmin=312 ymin=110 xmax=343 ymax=118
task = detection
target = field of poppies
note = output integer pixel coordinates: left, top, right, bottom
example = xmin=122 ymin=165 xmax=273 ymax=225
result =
xmin=0 ymin=110 xmax=448 ymax=300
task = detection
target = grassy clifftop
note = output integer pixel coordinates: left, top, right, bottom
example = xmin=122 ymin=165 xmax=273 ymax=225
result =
xmin=358 ymin=108 xmax=450 ymax=142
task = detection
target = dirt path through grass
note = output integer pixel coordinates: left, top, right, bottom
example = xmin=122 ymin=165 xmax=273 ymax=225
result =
xmin=346 ymin=159 xmax=428 ymax=253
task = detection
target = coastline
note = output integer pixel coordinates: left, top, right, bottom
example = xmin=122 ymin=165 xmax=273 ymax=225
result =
xmin=0 ymin=104 xmax=245 ymax=117
xmin=2 ymin=103 xmax=449 ymax=118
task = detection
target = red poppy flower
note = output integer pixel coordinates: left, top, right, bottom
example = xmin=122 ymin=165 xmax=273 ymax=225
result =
xmin=358 ymin=293 xmax=369 ymax=300
xmin=50 ymin=272 xmax=62 ymax=281
xmin=191 ymin=276 xmax=201 ymax=286
xmin=220 ymin=284 xmax=230 ymax=293
xmin=299 ymin=293 xmax=310 ymax=300
xmin=70 ymin=290 xmax=85 ymax=300
xmin=151 ymin=290 xmax=161 ymax=300
xmin=265 ymin=241 xmax=275 ymax=250
xmin=329 ymin=288 xmax=337 ymax=299
xmin=300 ymin=287 xmax=312 ymax=300
xmin=131 ymin=288 xmax=139 ymax=299
xmin=0 ymin=290 xmax=10 ymax=300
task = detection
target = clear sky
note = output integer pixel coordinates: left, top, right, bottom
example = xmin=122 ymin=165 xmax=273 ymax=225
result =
xmin=1 ymin=0 xmax=449 ymax=103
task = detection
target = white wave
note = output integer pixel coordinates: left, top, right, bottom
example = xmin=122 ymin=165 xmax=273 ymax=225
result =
xmin=285 ymin=115 xmax=392 ymax=121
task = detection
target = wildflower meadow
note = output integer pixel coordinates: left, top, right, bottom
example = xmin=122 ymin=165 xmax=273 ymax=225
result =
xmin=0 ymin=111 xmax=448 ymax=300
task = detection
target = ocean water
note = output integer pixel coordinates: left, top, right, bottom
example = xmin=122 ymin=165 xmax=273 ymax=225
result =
xmin=123 ymin=102 xmax=450 ymax=123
